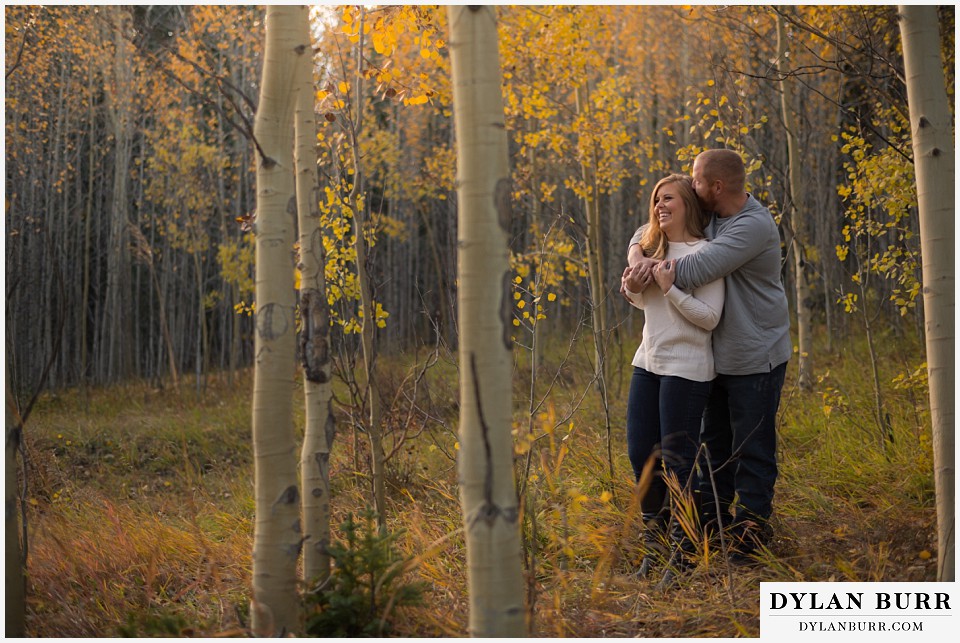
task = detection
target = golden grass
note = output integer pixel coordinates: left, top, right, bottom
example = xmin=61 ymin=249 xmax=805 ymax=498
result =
xmin=17 ymin=327 xmax=939 ymax=636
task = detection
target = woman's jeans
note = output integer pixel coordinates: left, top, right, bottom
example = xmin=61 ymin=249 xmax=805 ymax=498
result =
xmin=626 ymin=367 xmax=711 ymax=517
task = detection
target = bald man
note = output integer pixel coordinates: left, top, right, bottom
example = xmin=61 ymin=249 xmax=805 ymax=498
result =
xmin=622 ymin=149 xmax=791 ymax=562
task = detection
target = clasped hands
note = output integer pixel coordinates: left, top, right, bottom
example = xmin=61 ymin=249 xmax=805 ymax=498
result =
xmin=620 ymin=257 xmax=676 ymax=298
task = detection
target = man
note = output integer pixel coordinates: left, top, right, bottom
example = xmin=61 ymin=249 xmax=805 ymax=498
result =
xmin=622 ymin=149 xmax=791 ymax=560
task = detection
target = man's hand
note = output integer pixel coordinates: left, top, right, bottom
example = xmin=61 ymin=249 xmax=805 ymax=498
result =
xmin=653 ymin=259 xmax=676 ymax=294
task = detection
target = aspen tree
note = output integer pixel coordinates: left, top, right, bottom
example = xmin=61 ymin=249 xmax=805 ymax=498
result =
xmin=776 ymin=9 xmax=814 ymax=390
xmin=5 ymin=378 xmax=26 ymax=637
xmin=294 ymin=12 xmax=335 ymax=584
xmin=448 ymin=5 xmax=526 ymax=636
xmin=99 ymin=5 xmax=137 ymax=382
xmin=898 ymin=4 xmax=955 ymax=582
xmin=250 ymin=5 xmax=303 ymax=634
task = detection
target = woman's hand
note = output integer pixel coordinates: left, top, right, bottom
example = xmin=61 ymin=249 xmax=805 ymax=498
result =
xmin=620 ymin=257 xmax=657 ymax=297
xmin=653 ymin=259 xmax=676 ymax=293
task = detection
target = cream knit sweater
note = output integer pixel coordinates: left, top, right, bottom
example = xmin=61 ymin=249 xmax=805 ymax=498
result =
xmin=624 ymin=239 xmax=725 ymax=382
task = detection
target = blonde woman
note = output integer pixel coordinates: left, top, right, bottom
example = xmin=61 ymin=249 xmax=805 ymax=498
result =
xmin=621 ymin=174 xmax=724 ymax=586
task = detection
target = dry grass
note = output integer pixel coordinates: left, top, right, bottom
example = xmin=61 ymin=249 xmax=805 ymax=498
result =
xmin=17 ymin=327 xmax=938 ymax=637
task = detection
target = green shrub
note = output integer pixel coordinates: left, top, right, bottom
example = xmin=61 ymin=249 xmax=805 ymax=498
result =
xmin=305 ymin=509 xmax=426 ymax=637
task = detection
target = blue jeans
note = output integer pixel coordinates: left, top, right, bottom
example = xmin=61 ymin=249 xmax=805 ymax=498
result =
xmin=696 ymin=361 xmax=788 ymax=534
xmin=626 ymin=367 xmax=711 ymax=516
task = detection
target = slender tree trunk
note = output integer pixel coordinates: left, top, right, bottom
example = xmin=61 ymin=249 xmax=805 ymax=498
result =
xmin=80 ymin=73 xmax=96 ymax=392
xmin=100 ymin=5 xmax=136 ymax=382
xmin=776 ymin=9 xmax=814 ymax=390
xmin=448 ymin=5 xmax=526 ymax=636
xmin=130 ymin=228 xmax=180 ymax=389
xmin=294 ymin=17 xmax=335 ymax=584
xmin=899 ymin=4 xmax=955 ymax=582
xmin=250 ymin=5 xmax=303 ymax=634
xmin=574 ymin=83 xmax=609 ymax=389
xmin=346 ymin=8 xmax=387 ymax=528
xmin=5 ymin=378 xmax=25 ymax=637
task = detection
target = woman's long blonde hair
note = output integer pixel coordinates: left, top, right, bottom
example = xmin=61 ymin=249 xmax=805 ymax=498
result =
xmin=639 ymin=174 xmax=709 ymax=260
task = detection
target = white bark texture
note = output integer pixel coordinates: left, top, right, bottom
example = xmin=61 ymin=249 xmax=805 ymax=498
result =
xmin=776 ymin=9 xmax=814 ymax=390
xmin=899 ymin=4 xmax=955 ymax=582
xmin=448 ymin=5 xmax=526 ymax=636
xmin=250 ymin=5 xmax=303 ymax=633
xmin=294 ymin=12 xmax=335 ymax=585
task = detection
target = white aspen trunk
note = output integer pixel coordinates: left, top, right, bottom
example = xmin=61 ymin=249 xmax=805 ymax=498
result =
xmin=5 ymin=378 xmax=25 ymax=637
xmin=294 ymin=14 xmax=335 ymax=584
xmin=250 ymin=5 xmax=303 ymax=634
xmin=776 ymin=10 xmax=814 ymax=390
xmin=448 ymin=6 xmax=526 ymax=636
xmin=898 ymin=4 xmax=955 ymax=582
xmin=574 ymin=84 xmax=609 ymax=390
xmin=100 ymin=5 xmax=135 ymax=382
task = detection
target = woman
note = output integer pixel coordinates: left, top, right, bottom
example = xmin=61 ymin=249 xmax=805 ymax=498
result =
xmin=621 ymin=174 xmax=724 ymax=586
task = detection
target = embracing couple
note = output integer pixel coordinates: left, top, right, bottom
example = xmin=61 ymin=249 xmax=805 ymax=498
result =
xmin=620 ymin=149 xmax=791 ymax=589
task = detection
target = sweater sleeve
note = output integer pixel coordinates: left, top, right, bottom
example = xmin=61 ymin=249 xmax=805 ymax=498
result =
xmin=674 ymin=212 xmax=765 ymax=291
xmin=623 ymin=286 xmax=645 ymax=310
xmin=664 ymin=276 xmax=725 ymax=331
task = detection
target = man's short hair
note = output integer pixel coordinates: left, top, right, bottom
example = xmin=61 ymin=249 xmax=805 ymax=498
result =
xmin=698 ymin=149 xmax=745 ymax=193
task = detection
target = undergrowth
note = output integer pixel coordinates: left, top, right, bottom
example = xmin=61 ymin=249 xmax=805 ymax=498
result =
xmin=17 ymin=326 xmax=938 ymax=637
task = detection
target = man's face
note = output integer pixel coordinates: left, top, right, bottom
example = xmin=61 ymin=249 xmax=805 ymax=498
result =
xmin=691 ymin=158 xmax=715 ymax=212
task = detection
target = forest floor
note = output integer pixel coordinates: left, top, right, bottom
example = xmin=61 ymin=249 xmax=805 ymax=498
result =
xmin=19 ymin=327 xmax=938 ymax=637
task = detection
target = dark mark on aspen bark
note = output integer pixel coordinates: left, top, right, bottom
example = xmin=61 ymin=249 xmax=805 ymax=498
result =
xmin=276 ymin=485 xmax=299 ymax=506
xmin=256 ymin=303 xmax=289 ymax=341
xmin=494 ymin=177 xmax=512 ymax=233
xmin=468 ymin=353 xmax=498 ymax=528
xmin=500 ymin=271 xmax=514 ymax=350
xmin=298 ymin=289 xmax=330 ymax=383
xmin=465 ymin=353 xmax=519 ymax=528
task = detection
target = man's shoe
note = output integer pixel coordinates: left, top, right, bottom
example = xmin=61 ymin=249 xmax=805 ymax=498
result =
xmin=636 ymin=554 xmax=657 ymax=579
xmin=655 ymin=552 xmax=693 ymax=590
xmin=656 ymin=566 xmax=680 ymax=590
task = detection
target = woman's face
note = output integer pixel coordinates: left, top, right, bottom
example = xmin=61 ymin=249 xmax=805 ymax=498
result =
xmin=653 ymin=182 xmax=687 ymax=240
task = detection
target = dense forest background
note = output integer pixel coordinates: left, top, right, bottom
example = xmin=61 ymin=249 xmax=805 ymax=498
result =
xmin=3 ymin=4 xmax=955 ymax=637
xmin=6 ymin=4 xmax=953 ymax=395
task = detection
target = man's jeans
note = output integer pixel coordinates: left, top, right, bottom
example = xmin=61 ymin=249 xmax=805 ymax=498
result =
xmin=696 ymin=361 xmax=787 ymax=536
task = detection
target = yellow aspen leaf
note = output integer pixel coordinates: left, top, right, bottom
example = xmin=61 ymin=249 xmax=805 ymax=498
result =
xmin=338 ymin=81 xmax=349 ymax=94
